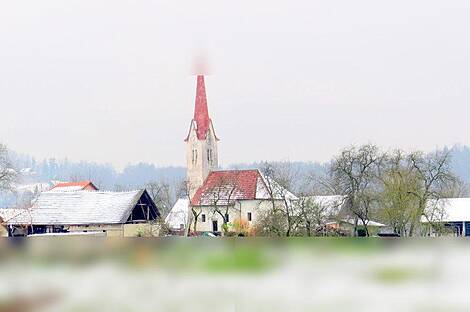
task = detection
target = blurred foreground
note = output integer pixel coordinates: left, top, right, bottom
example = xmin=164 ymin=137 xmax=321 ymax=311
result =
xmin=0 ymin=239 xmax=468 ymax=312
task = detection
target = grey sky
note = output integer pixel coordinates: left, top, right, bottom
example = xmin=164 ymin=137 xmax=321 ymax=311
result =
xmin=1 ymin=0 xmax=469 ymax=169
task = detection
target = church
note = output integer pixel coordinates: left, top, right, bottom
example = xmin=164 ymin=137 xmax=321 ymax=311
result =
xmin=166 ymin=75 xmax=297 ymax=236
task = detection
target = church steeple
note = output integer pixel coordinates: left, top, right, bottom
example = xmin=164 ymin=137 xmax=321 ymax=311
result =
xmin=193 ymin=75 xmax=210 ymax=140
xmin=186 ymin=75 xmax=219 ymax=198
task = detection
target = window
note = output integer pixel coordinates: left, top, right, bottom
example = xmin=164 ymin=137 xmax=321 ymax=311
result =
xmin=225 ymin=213 xmax=229 ymax=222
xmin=192 ymin=149 xmax=198 ymax=165
xmin=201 ymin=214 xmax=206 ymax=222
xmin=207 ymin=149 xmax=213 ymax=164
xmin=247 ymin=212 xmax=252 ymax=221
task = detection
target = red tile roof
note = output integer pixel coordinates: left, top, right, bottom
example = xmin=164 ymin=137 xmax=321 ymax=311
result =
xmin=191 ymin=170 xmax=261 ymax=206
xmin=51 ymin=180 xmax=98 ymax=191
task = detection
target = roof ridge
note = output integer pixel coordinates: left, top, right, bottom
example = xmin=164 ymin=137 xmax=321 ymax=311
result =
xmin=211 ymin=169 xmax=259 ymax=173
xmin=45 ymin=189 xmax=143 ymax=194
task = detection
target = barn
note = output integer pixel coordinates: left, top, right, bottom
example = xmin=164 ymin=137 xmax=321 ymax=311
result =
xmin=0 ymin=189 xmax=160 ymax=237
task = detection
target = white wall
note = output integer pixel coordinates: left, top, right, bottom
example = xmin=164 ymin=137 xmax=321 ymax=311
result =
xmin=191 ymin=199 xmax=284 ymax=233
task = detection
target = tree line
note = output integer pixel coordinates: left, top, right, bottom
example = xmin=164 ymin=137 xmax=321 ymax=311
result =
xmin=253 ymin=144 xmax=463 ymax=237
xmin=1 ymin=142 xmax=466 ymax=237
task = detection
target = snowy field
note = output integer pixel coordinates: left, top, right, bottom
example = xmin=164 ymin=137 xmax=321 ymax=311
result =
xmin=0 ymin=239 xmax=469 ymax=312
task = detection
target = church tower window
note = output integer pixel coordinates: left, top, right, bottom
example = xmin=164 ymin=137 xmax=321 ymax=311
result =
xmin=207 ymin=149 xmax=213 ymax=164
xmin=192 ymin=149 xmax=198 ymax=165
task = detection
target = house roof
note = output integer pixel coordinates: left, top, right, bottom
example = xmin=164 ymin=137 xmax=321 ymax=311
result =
xmin=50 ymin=180 xmax=98 ymax=192
xmin=191 ymin=169 xmax=298 ymax=206
xmin=422 ymin=198 xmax=470 ymax=223
xmin=0 ymin=190 xmax=150 ymax=225
xmin=302 ymin=195 xmax=348 ymax=218
xmin=165 ymin=198 xmax=189 ymax=230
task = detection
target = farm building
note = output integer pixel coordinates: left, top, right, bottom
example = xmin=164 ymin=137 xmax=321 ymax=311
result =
xmin=0 ymin=189 xmax=160 ymax=237
xmin=422 ymin=198 xmax=470 ymax=237
xmin=50 ymin=180 xmax=98 ymax=192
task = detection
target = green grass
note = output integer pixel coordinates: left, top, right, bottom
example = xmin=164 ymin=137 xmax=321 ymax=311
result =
xmin=372 ymin=266 xmax=428 ymax=283
xmin=201 ymin=246 xmax=274 ymax=273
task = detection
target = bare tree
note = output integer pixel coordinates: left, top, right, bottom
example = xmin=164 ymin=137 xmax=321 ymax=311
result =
xmin=330 ymin=144 xmax=385 ymax=236
xmin=406 ymin=150 xmax=458 ymax=236
xmin=254 ymin=208 xmax=289 ymax=237
xmin=260 ymin=162 xmax=299 ymax=237
xmin=201 ymin=172 xmax=240 ymax=236
xmin=146 ymin=181 xmax=173 ymax=219
xmin=297 ymin=195 xmax=346 ymax=236
xmin=297 ymin=196 xmax=322 ymax=236
xmin=0 ymin=144 xmax=17 ymax=192
xmin=177 ymin=179 xmax=198 ymax=235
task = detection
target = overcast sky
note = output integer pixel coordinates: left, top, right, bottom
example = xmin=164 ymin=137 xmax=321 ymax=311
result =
xmin=1 ymin=0 xmax=469 ymax=169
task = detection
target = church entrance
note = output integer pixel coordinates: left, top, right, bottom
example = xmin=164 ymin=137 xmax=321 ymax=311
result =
xmin=212 ymin=220 xmax=218 ymax=232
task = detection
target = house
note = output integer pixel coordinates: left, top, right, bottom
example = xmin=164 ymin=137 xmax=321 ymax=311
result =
xmin=300 ymin=195 xmax=386 ymax=236
xmin=190 ymin=169 xmax=297 ymax=234
xmin=421 ymin=198 xmax=470 ymax=237
xmin=50 ymin=180 xmax=98 ymax=192
xmin=327 ymin=219 xmax=386 ymax=236
xmin=0 ymin=189 xmax=160 ymax=237
xmin=165 ymin=198 xmax=190 ymax=234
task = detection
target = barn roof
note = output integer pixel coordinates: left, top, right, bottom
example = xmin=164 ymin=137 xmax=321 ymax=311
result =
xmin=50 ymin=180 xmax=98 ymax=192
xmin=0 ymin=190 xmax=153 ymax=225
xmin=422 ymin=198 xmax=470 ymax=223
xmin=191 ymin=169 xmax=297 ymax=206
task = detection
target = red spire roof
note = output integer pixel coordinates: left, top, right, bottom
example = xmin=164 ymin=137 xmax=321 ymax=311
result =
xmin=193 ymin=75 xmax=210 ymax=140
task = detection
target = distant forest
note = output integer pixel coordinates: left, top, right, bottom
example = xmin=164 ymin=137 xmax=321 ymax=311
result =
xmin=8 ymin=144 xmax=470 ymax=193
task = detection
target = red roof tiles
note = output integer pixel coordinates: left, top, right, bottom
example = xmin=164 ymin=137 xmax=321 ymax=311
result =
xmin=51 ymin=181 xmax=98 ymax=191
xmin=191 ymin=170 xmax=261 ymax=206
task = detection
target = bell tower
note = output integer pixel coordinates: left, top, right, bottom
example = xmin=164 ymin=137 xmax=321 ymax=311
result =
xmin=185 ymin=75 xmax=219 ymax=198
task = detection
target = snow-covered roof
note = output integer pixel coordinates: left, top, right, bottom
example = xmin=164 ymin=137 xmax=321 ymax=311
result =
xmin=422 ymin=198 xmax=470 ymax=223
xmin=1 ymin=190 xmax=149 ymax=225
xmin=50 ymin=181 xmax=98 ymax=192
xmin=339 ymin=218 xmax=386 ymax=227
xmin=192 ymin=169 xmax=298 ymax=206
xmin=165 ymin=198 xmax=189 ymax=230
xmin=258 ymin=173 xmax=298 ymax=201
xmin=28 ymin=231 xmax=106 ymax=237
xmin=299 ymin=195 xmax=347 ymax=219
xmin=15 ymin=183 xmax=52 ymax=193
